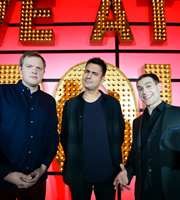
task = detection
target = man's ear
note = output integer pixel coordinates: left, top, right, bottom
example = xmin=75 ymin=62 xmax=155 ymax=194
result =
xmin=18 ymin=66 xmax=22 ymax=74
xmin=158 ymin=82 xmax=163 ymax=92
xmin=101 ymin=76 xmax=105 ymax=83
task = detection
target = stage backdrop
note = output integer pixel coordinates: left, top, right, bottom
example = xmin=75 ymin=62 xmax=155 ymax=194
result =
xmin=0 ymin=0 xmax=180 ymax=200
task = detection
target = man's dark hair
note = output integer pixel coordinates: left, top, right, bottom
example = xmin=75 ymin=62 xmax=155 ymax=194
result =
xmin=137 ymin=73 xmax=160 ymax=85
xmin=19 ymin=51 xmax=46 ymax=68
xmin=85 ymin=57 xmax=107 ymax=77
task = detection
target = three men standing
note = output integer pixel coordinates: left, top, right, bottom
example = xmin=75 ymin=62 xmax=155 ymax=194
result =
xmin=2 ymin=52 xmax=178 ymax=200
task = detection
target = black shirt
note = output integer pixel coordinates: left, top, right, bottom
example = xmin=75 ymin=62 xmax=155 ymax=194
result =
xmin=82 ymin=95 xmax=114 ymax=182
xmin=141 ymin=101 xmax=166 ymax=200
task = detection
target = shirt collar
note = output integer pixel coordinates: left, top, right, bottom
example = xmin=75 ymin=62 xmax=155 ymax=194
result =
xmin=144 ymin=101 xmax=165 ymax=114
xmin=17 ymin=80 xmax=40 ymax=93
xmin=79 ymin=90 xmax=107 ymax=100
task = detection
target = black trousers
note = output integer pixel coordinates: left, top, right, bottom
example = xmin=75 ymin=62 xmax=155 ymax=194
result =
xmin=70 ymin=176 xmax=116 ymax=200
xmin=0 ymin=180 xmax=46 ymax=200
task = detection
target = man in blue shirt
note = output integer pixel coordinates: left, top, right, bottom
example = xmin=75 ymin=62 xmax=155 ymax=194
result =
xmin=61 ymin=57 xmax=125 ymax=200
xmin=0 ymin=51 xmax=59 ymax=200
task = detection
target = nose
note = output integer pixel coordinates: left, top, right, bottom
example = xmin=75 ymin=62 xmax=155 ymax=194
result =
xmin=86 ymin=72 xmax=92 ymax=78
xmin=32 ymin=67 xmax=37 ymax=74
xmin=142 ymin=87 xmax=148 ymax=94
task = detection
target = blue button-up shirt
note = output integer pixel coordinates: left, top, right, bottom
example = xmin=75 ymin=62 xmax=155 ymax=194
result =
xmin=0 ymin=81 xmax=59 ymax=188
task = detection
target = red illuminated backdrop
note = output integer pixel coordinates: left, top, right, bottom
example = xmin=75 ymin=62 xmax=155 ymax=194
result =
xmin=0 ymin=0 xmax=180 ymax=199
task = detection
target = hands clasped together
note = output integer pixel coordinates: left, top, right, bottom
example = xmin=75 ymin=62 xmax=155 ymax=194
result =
xmin=3 ymin=164 xmax=47 ymax=189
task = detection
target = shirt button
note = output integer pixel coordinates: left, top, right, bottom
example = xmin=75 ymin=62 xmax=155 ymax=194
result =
xmin=31 ymin=121 xmax=33 ymax=123
xmin=31 ymin=108 xmax=33 ymax=110
xmin=22 ymin=90 xmax=25 ymax=92
xmin=28 ymin=151 xmax=31 ymax=154
xmin=149 ymin=169 xmax=152 ymax=172
xmin=26 ymin=167 xmax=29 ymax=170
xmin=30 ymin=96 xmax=32 ymax=99
xmin=80 ymin=116 xmax=82 ymax=118
xmin=30 ymin=136 xmax=33 ymax=138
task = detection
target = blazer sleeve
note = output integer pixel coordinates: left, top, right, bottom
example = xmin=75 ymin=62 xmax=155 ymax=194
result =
xmin=60 ymin=102 xmax=68 ymax=156
xmin=125 ymin=117 xmax=141 ymax=184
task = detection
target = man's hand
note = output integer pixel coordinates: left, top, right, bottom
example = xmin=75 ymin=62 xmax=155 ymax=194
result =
xmin=22 ymin=164 xmax=47 ymax=183
xmin=4 ymin=172 xmax=36 ymax=189
xmin=113 ymin=164 xmax=131 ymax=192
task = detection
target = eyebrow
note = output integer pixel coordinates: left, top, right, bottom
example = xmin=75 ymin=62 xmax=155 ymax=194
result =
xmin=137 ymin=81 xmax=153 ymax=88
xmin=145 ymin=81 xmax=153 ymax=85
xmin=85 ymin=69 xmax=99 ymax=74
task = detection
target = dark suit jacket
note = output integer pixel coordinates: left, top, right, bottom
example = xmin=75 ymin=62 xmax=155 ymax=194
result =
xmin=60 ymin=91 xmax=125 ymax=188
xmin=126 ymin=103 xmax=180 ymax=200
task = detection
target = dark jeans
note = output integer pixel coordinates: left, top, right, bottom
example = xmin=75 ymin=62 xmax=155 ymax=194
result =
xmin=0 ymin=180 xmax=46 ymax=200
xmin=70 ymin=176 xmax=115 ymax=200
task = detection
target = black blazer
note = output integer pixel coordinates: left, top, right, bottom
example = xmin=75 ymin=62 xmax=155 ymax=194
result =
xmin=60 ymin=91 xmax=125 ymax=188
xmin=126 ymin=103 xmax=180 ymax=200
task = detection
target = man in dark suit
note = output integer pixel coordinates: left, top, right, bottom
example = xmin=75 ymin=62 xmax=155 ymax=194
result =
xmin=114 ymin=73 xmax=180 ymax=200
xmin=60 ymin=57 xmax=125 ymax=200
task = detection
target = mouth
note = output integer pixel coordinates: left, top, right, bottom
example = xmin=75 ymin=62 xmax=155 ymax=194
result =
xmin=143 ymin=95 xmax=152 ymax=101
xmin=84 ymin=79 xmax=92 ymax=83
xmin=30 ymin=76 xmax=38 ymax=79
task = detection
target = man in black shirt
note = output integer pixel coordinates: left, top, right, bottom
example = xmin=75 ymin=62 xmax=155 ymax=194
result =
xmin=114 ymin=73 xmax=180 ymax=200
xmin=61 ymin=57 xmax=125 ymax=200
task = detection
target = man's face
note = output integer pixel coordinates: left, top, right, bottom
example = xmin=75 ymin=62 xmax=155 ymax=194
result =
xmin=82 ymin=63 xmax=104 ymax=91
xmin=137 ymin=77 xmax=162 ymax=108
xmin=18 ymin=56 xmax=45 ymax=89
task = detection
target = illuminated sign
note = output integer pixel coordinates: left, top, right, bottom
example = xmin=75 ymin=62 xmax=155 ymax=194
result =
xmin=90 ymin=0 xmax=134 ymax=45
xmin=0 ymin=0 xmax=178 ymax=46
xmin=0 ymin=0 xmax=55 ymax=45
